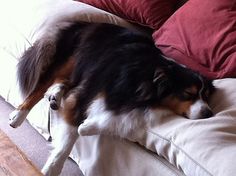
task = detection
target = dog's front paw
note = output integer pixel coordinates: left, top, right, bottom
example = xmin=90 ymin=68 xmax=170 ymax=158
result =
xmin=78 ymin=122 xmax=100 ymax=136
xmin=41 ymin=166 xmax=61 ymax=176
xmin=9 ymin=110 xmax=29 ymax=128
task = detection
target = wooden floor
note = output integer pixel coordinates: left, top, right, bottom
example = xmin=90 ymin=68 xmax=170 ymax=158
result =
xmin=0 ymin=129 xmax=42 ymax=176
xmin=0 ymin=96 xmax=83 ymax=176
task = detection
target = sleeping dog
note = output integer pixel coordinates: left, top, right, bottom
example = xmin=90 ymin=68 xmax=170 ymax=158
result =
xmin=9 ymin=22 xmax=214 ymax=175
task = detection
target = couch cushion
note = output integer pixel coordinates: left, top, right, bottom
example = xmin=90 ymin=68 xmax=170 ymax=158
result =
xmin=77 ymin=78 xmax=236 ymax=176
xmin=153 ymin=0 xmax=236 ymax=79
xmin=128 ymin=78 xmax=236 ymax=176
xmin=3 ymin=1 xmax=236 ymax=176
xmin=75 ymin=135 xmax=185 ymax=176
xmin=78 ymin=0 xmax=178 ymax=29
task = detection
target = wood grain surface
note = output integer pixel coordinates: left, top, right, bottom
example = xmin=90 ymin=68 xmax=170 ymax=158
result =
xmin=0 ymin=129 xmax=42 ymax=176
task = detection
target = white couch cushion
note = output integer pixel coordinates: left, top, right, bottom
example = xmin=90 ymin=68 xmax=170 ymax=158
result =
xmin=126 ymin=78 xmax=236 ymax=176
xmin=1 ymin=1 xmax=236 ymax=176
xmin=74 ymin=78 xmax=236 ymax=176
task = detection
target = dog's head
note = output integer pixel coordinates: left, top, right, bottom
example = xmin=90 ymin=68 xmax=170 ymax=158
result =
xmin=152 ymin=63 xmax=215 ymax=120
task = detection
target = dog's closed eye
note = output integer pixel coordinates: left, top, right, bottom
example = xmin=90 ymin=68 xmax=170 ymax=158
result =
xmin=181 ymin=90 xmax=197 ymax=100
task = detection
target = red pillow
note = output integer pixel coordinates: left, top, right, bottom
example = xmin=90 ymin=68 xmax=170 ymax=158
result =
xmin=153 ymin=0 xmax=236 ymax=79
xmin=78 ymin=0 xmax=178 ymax=29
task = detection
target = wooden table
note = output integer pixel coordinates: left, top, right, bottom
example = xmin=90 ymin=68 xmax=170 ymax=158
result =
xmin=0 ymin=129 xmax=42 ymax=176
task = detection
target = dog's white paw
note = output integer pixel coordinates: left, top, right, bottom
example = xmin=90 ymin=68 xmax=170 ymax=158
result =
xmin=41 ymin=166 xmax=61 ymax=176
xmin=78 ymin=122 xmax=100 ymax=136
xmin=45 ymin=83 xmax=65 ymax=110
xmin=9 ymin=110 xmax=29 ymax=128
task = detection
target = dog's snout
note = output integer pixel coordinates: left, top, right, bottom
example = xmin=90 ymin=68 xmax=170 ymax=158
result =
xmin=201 ymin=108 xmax=213 ymax=119
xmin=187 ymin=100 xmax=213 ymax=120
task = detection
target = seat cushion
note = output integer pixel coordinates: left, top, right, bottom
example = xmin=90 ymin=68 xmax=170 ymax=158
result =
xmin=127 ymin=78 xmax=236 ymax=176
xmin=153 ymin=0 xmax=236 ymax=79
xmin=2 ymin=1 xmax=236 ymax=176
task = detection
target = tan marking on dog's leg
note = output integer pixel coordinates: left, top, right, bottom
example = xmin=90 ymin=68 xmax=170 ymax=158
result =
xmin=9 ymin=57 xmax=76 ymax=128
xmin=61 ymin=91 xmax=78 ymax=126
xmin=46 ymin=57 xmax=77 ymax=110
xmin=9 ymin=80 xmax=53 ymax=128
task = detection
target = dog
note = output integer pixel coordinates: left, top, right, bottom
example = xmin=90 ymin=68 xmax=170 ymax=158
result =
xmin=9 ymin=22 xmax=214 ymax=175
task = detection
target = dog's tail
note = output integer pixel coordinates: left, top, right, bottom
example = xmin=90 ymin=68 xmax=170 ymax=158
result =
xmin=17 ymin=37 xmax=57 ymax=97
xmin=17 ymin=1 xmax=87 ymax=97
xmin=17 ymin=0 xmax=137 ymax=97
xmin=17 ymin=1 xmax=79 ymax=97
xmin=17 ymin=20 xmax=88 ymax=97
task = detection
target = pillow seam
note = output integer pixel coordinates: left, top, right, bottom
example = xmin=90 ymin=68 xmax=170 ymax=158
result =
xmin=147 ymin=129 xmax=213 ymax=176
xmin=152 ymin=154 xmax=185 ymax=176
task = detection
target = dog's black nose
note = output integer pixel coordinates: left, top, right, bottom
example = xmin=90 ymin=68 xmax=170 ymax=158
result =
xmin=201 ymin=108 xmax=213 ymax=118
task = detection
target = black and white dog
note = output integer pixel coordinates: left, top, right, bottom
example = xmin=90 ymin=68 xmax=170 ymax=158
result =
xmin=9 ymin=21 xmax=214 ymax=175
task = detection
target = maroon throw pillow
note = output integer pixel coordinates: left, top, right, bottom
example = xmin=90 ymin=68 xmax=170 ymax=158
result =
xmin=153 ymin=0 xmax=236 ymax=79
xmin=79 ymin=0 xmax=178 ymax=29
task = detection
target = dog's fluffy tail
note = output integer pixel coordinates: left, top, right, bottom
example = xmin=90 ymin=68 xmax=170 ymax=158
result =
xmin=17 ymin=20 xmax=84 ymax=97
xmin=17 ymin=0 xmax=78 ymax=97
xmin=17 ymin=0 xmax=136 ymax=97
xmin=17 ymin=38 xmax=57 ymax=97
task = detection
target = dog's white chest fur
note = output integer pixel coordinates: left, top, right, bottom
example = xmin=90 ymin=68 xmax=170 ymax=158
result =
xmin=78 ymin=98 xmax=149 ymax=137
xmin=78 ymin=97 xmax=172 ymax=138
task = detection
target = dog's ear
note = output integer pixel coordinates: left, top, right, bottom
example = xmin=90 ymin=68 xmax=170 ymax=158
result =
xmin=135 ymin=81 xmax=153 ymax=101
xmin=153 ymin=68 xmax=172 ymax=99
xmin=153 ymin=68 xmax=166 ymax=84
xmin=203 ymin=76 xmax=215 ymax=95
xmin=201 ymin=76 xmax=215 ymax=102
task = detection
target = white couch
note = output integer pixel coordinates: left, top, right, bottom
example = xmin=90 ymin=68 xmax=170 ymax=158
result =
xmin=1 ymin=1 xmax=236 ymax=176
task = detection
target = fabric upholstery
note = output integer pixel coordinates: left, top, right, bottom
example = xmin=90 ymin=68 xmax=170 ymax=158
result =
xmin=1 ymin=1 xmax=236 ymax=176
xmin=126 ymin=78 xmax=236 ymax=176
xmin=0 ymin=1 xmax=185 ymax=175
xmin=75 ymin=135 xmax=185 ymax=176
xmin=153 ymin=0 xmax=236 ymax=79
xmin=81 ymin=78 xmax=236 ymax=176
xmin=78 ymin=0 xmax=178 ymax=29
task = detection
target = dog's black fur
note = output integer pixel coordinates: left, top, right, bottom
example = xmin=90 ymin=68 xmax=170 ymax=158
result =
xmin=18 ymin=22 xmax=214 ymax=126
xmin=13 ymin=22 xmax=216 ymax=176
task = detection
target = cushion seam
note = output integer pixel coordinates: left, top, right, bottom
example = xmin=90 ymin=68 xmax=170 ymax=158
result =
xmin=152 ymin=154 xmax=185 ymax=176
xmin=147 ymin=129 xmax=213 ymax=176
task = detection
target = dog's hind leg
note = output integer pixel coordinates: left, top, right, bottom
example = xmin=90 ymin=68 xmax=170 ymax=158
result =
xmin=41 ymin=117 xmax=78 ymax=176
xmin=9 ymin=79 xmax=68 ymax=128
xmin=45 ymin=58 xmax=77 ymax=111
xmin=9 ymin=79 xmax=54 ymax=128
xmin=9 ymin=57 xmax=76 ymax=128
